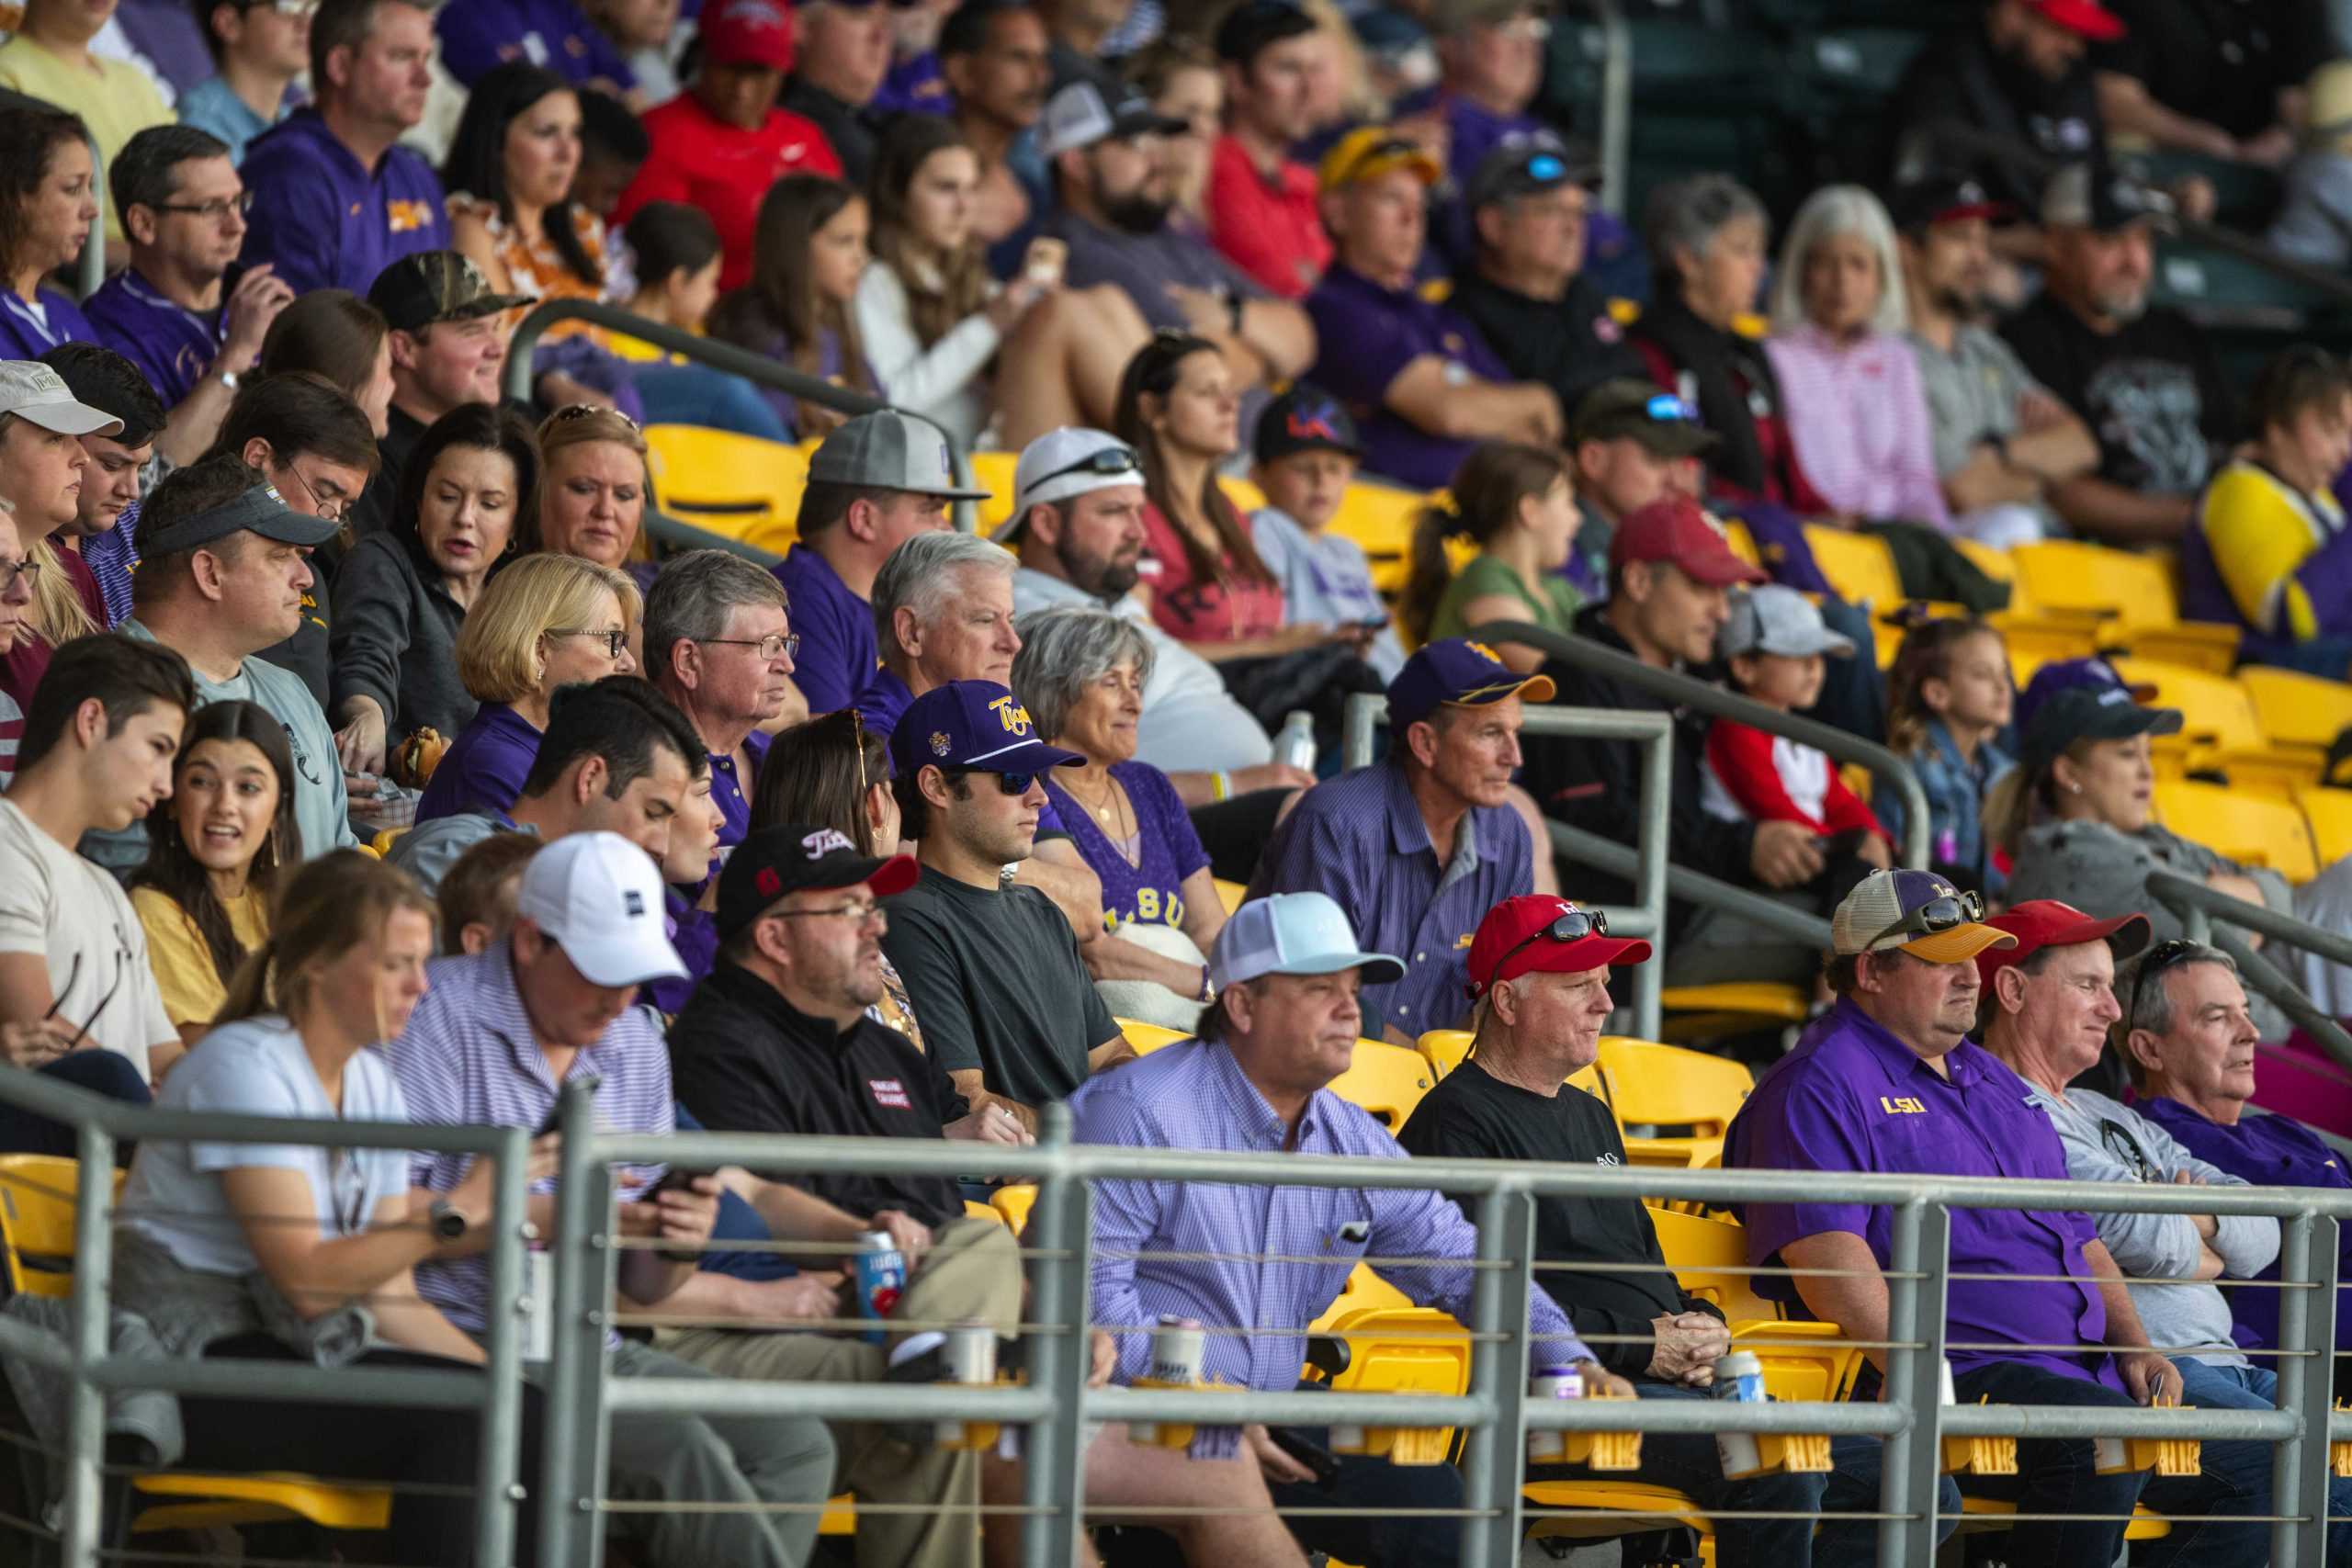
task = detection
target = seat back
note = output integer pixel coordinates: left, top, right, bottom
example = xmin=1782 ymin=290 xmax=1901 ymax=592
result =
xmin=1326 ymin=481 xmax=1430 ymax=593
xmin=1416 ymin=1030 xmax=1471 ymax=1081
xmin=2109 ymin=658 xmax=2267 ymax=756
xmin=2240 ymin=666 xmax=2352 ymax=751
xmin=2303 ymin=787 xmax=2352 ymax=867
xmin=0 ymin=1156 xmax=86 ymax=1299
xmin=1116 ymin=1018 xmax=1192 ymax=1055
xmin=1803 ymin=525 xmax=1904 ymax=609
xmin=1309 ymin=1260 xmax=1417 ymax=1334
xmin=971 ymin=450 xmax=1021 ymax=536
xmin=1327 ymin=1040 xmax=1436 ymax=1131
xmin=2010 ymin=541 xmax=2181 ymax=627
xmin=2153 ymin=779 xmax=2320 ymax=883
xmin=1646 ymin=1203 xmax=1776 ymax=1321
xmin=642 ymin=425 xmax=812 ymax=556
xmin=1593 ymin=1038 xmax=1751 ymax=1136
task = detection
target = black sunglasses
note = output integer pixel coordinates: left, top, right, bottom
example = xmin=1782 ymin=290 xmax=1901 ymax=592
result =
xmin=947 ymin=767 xmax=1037 ymax=795
xmin=1034 ymin=444 xmax=1141 ymax=489
xmin=1865 ymin=889 xmax=1984 ymax=951
xmin=1484 ymin=907 xmax=1609 ymax=991
xmin=2127 ymin=938 xmax=2205 ymax=1037
xmin=2098 ymin=1118 xmax=2161 ymax=1184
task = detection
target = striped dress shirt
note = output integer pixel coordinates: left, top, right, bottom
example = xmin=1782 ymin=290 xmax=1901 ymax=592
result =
xmin=386 ymin=945 xmax=671 ymax=1338
xmin=1070 ymin=1039 xmax=1589 ymax=1453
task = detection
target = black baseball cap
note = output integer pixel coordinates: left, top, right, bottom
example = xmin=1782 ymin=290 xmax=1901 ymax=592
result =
xmin=715 ymin=823 xmax=920 ymax=944
xmin=1567 ymin=378 xmax=1721 ymax=457
xmin=1889 ymin=175 xmax=2012 ymax=234
xmin=1466 ymin=140 xmax=1599 ymax=211
xmin=1215 ymin=0 xmax=1317 ymax=64
xmin=1254 ymin=386 xmax=1363 ymax=463
xmin=139 ymin=479 xmax=341 ymax=558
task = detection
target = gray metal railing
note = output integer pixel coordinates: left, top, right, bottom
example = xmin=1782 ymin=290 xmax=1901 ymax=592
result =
xmin=2147 ymin=869 xmax=2352 ymax=1072
xmin=1342 ymin=697 xmax=1670 ymax=1038
xmin=500 ymin=299 xmax=982 ymax=531
xmin=4 ymin=1063 xmax=2352 ymax=1565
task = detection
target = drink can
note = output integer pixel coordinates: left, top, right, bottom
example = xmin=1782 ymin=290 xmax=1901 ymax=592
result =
xmin=1527 ymin=1364 xmax=1584 ymax=1464
xmin=938 ymin=1324 xmax=998 ymax=1443
xmin=1711 ymin=1349 xmax=1766 ymax=1478
xmin=1939 ymin=1357 xmax=1957 ymax=1407
xmin=1135 ymin=1315 xmax=1205 ymax=1445
xmin=854 ymin=1230 xmax=906 ymax=1346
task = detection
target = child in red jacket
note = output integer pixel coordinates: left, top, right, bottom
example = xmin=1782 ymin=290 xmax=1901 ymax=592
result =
xmin=1702 ymin=585 xmax=1894 ymax=886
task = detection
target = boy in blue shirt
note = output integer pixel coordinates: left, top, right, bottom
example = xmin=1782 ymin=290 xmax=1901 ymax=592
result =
xmin=1245 ymin=387 xmax=1407 ymax=681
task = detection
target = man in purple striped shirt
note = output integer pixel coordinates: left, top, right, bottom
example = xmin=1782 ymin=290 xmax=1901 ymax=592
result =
xmin=1069 ymin=891 xmax=1622 ymax=1567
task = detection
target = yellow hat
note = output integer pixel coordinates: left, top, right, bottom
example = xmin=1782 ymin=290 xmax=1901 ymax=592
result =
xmin=1318 ymin=126 xmax=1443 ymax=194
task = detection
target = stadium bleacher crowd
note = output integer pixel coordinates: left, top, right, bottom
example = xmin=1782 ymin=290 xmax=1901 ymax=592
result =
xmin=17 ymin=0 xmax=2352 ymax=1562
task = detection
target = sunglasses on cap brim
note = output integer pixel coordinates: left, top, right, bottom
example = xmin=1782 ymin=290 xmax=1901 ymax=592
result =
xmin=1035 ymin=444 xmax=1142 ymax=487
xmin=1485 ymin=908 xmax=1609 ymax=990
xmin=1866 ymin=889 xmax=1984 ymax=952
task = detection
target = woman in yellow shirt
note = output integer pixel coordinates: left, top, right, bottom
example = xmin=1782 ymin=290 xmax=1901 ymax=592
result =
xmin=130 ymin=702 xmax=300 ymax=1049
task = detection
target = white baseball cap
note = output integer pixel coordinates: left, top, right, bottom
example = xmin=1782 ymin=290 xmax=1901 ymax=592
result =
xmin=1209 ymin=892 xmax=1406 ymax=990
xmin=515 ymin=831 xmax=687 ymax=987
xmin=0 ymin=361 xmax=121 ymax=437
xmin=1002 ymin=427 xmax=1144 ymax=541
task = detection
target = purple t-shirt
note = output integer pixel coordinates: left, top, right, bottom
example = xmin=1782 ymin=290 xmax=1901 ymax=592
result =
xmin=416 ymin=702 xmax=540 ymax=823
xmin=874 ymin=51 xmax=949 ymax=116
xmin=435 ymin=0 xmax=636 ymax=88
xmin=1726 ymin=999 xmax=2122 ymax=1392
xmin=1044 ymin=761 xmax=1207 ymax=933
xmin=85 ymin=269 xmax=224 ymax=409
xmin=773 ymin=543 xmax=876 ymax=716
xmin=1304 ymin=264 xmax=1512 ymax=491
xmin=0 ymin=288 xmax=98 ymax=360
xmin=239 ymin=109 xmax=449 ymax=297
xmin=858 ymin=665 xmax=913 ymax=739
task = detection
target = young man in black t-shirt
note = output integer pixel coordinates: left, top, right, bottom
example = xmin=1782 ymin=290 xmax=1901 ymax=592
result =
xmin=1396 ymin=895 xmax=1960 ymax=1566
xmin=2000 ymin=164 xmax=2236 ymax=546
xmin=879 ymin=679 xmax=1132 ymax=1131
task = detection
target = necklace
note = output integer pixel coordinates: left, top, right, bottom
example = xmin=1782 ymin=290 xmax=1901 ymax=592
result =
xmin=1061 ymin=771 xmax=1138 ymax=863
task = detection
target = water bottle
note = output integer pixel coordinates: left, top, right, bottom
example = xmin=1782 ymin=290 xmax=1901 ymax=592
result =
xmin=1276 ymin=711 xmax=1317 ymax=774
xmin=1711 ymin=1348 xmax=1767 ymax=1477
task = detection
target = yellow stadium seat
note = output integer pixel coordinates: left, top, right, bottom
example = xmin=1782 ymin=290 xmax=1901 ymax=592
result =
xmin=1960 ymin=1496 xmax=2172 ymax=1542
xmin=2302 ymin=788 xmax=2352 ymax=867
xmin=1220 ymin=476 xmax=1266 ymax=513
xmin=2240 ymin=666 xmax=2352 ymax=754
xmin=2006 ymin=542 xmax=2240 ymax=671
xmin=1116 ymin=1018 xmax=1191 ymax=1055
xmin=1311 ymin=1307 xmax=1471 ymax=1464
xmin=1 ymin=1157 xmax=400 ymax=1538
xmin=989 ymin=1183 xmax=1035 ymax=1235
xmin=965 ymin=1200 xmax=1003 ymax=1224
xmin=1722 ymin=520 xmax=1760 ymax=568
xmin=1594 ymin=1039 xmax=1753 ymax=1170
xmin=1326 ymin=482 xmax=1430 ymax=595
xmin=2110 ymin=658 xmax=2323 ymax=795
xmin=971 ymin=449 xmax=1020 ymax=536
xmin=1415 ymin=1030 xmax=1603 ymax=1098
xmin=642 ymin=425 xmax=813 ymax=557
xmin=2153 ymin=779 xmax=2320 ymax=884
xmin=1213 ymin=877 xmax=1247 ymax=914
xmin=1645 ymin=1205 xmax=1860 ymax=1401
xmin=1952 ymin=537 xmax=2018 ymax=597
xmin=1657 ymin=982 xmax=1810 ymax=1046
xmin=370 ymin=826 xmax=406 ymax=856
xmin=1327 ymin=1039 xmax=1434 ymax=1131
xmin=820 ymin=1494 xmax=856 ymax=1535
xmin=1804 ymin=525 xmax=1904 ymax=611
xmin=1309 ymin=1260 xmax=1416 ymax=1334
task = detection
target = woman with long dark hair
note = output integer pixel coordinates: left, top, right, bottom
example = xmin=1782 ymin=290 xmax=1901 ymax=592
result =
xmin=0 ymin=107 xmax=100 ymax=359
xmin=708 ymin=174 xmax=875 ymax=440
xmin=130 ymin=701 xmax=300 ymax=1049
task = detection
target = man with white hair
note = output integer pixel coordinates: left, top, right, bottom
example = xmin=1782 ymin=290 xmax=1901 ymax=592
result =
xmin=644 ymin=548 xmax=797 ymax=856
xmin=867 ymin=530 xmax=1103 ymax=941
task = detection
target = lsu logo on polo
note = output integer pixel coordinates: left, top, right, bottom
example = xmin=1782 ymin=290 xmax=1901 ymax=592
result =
xmin=989 ymin=695 xmax=1035 ymax=736
xmin=869 ymin=1078 xmax=912 ymax=1110
xmin=1879 ymin=1096 xmax=1927 ymax=1115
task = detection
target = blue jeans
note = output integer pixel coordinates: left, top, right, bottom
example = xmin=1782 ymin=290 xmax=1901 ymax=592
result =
xmin=0 ymin=1050 xmax=150 ymax=1159
xmin=1950 ymin=1360 xmax=2150 ymax=1567
xmin=628 ymin=362 xmax=792 ymax=443
xmin=2165 ymin=1357 xmax=2352 ymax=1562
xmin=1527 ymin=1379 xmax=1826 ymax=1567
xmin=1262 ymin=1417 xmax=1464 ymax=1568
xmin=1814 ymin=1436 xmax=1964 ymax=1562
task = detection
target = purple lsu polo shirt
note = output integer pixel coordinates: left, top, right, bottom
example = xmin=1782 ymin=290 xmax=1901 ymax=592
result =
xmin=1304 ymin=264 xmax=1513 ymax=492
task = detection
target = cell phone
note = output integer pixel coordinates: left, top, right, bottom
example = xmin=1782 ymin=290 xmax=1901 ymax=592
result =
xmin=1266 ymin=1427 xmax=1340 ymax=1487
xmin=1023 ymin=235 xmax=1067 ymax=288
xmin=642 ymin=1168 xmax=707 ymax=1264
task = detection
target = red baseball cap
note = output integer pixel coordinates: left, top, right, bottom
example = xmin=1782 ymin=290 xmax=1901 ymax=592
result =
xmin=1465 ymin=896 xmax=1652 ymax=1001
xmin=1608 ymin=496 xmax=1768 ymax=589
xmin=701 ymin=0 xmax=796 ymax=73
xmin=1974 ymin=899 xmax=2153 ymax=993
xmin=2025 ymin=0 xmax=2127 ymax=41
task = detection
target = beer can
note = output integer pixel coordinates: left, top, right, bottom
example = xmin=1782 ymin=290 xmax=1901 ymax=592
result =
xmin=938 ymin=1324 xmax=998 ymax=1443
xmin=1712 ymin=1349 xmax=1766 ymax=1478
xmin=1527 ymin=1365 xmax=1585 ymax=1464
xmin=854 ymin=1230 xmax=907 ymax=1347
xmin=1134 ymin=1315 xmax=1205 ymax=1444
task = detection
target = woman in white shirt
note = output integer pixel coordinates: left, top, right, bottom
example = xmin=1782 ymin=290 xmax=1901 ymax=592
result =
xmin=118 ymin=851 xmax=547 ymax=1564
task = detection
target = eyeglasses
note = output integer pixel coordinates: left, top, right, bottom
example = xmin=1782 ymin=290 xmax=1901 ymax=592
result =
xmin=1484 ymin=906 xmax=1609 ymax=990
xmin=151 ymin=192 xmax=254 ymax=222
xmin=769 ymin=898 xmax=887 ymax=925
xmin=0 ymin=556 xmax=42 ymax=592
xmin=701 ymin=632 xmax=800 ymax=662
xmin=946 ymin=767 xmax=1037 ymax=795
xmin=2126 ymin=938 xmax=2204 ymax=1038
xmin=2098 ymin=1118 xmax=2161 ymax=1184
xmin=1644 ymin=393 xmax=1700 ymax=424
xmin=277 ymin=461 xmax=345 ymax=524
xmin=1034 ymin=444 xmax=1141 ymax=488
xmin=1864 ymin=888 xmax=1984 ymax=952
xmin=551 ymin=402 xmax=640 ymax=432
xmin=552 ymin=627 xmax=629 ymax=660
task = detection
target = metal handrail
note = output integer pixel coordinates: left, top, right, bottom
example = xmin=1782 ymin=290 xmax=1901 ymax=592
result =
xmin=500 ymin=298 xmax=983 ymax=531
xmin=1465 ymin=616 xmax=1934 ymax=866
xmin=2146 ymin=868 xmax=2352 ymax=1071
xmin=1342 ymin=698 xmax=1671 ymax=1037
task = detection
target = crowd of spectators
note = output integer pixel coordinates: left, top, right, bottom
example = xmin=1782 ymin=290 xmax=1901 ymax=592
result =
xmin=11 ymin=0 xmax=2352 ymax=1562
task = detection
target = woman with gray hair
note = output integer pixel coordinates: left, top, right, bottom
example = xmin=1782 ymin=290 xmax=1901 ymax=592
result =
xmin=1629 ymin=173 xmax=1833 ymax=513
xmin=1764 ymin=186 xmax=1997 ymax=539
xmin=1012 ymin=605 xmax=1227 ymax=1030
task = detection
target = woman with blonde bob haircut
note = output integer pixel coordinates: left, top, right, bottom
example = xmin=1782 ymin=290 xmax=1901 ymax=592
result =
xmin=521 ymin=404 xmax=657 ymax=588
xmin=117 ymin=851 xmax=549 ymax=1566
xmin=415 ymin=551 xmax=641 ymax=822
xmin=1762 ymin=184 xmax=1952 ymax=531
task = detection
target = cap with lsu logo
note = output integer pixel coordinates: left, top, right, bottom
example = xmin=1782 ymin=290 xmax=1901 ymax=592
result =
xmin=515 ymin=830 xmax=686 ymax=988
xmin=887 ymin=680 xmax=1086 ymax=781
xmin=715 ymin=823 xmax=920 ymax=944
xmin=1385 ymin=637 xmax=1555 ymax=730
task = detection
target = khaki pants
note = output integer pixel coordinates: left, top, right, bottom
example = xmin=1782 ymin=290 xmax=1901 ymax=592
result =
xmin=657 ymin=1216 xmax=1023 ymax=1568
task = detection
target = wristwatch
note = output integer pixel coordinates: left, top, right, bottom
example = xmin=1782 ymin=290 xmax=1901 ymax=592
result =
xmin=427 ymin=1198 xmax=469 ymax=1243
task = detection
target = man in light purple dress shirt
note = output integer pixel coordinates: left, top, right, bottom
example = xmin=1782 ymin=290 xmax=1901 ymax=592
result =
xmin=1070 ymin=891 xmax=1618 ymax=1568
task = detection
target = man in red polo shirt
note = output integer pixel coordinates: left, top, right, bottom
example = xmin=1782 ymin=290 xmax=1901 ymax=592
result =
xmin=616 ymin=0 xmax=842 ymax=291
xmin=1204 ymin=0 xmax=1330 ymax=299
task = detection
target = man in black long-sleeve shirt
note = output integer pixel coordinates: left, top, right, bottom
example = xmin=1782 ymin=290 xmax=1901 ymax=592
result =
xmin=1518 ymin=497 xmax=1820 ymax=986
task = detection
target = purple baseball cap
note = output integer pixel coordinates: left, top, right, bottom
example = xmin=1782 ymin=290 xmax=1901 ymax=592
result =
xmin=887 ymin=680 xmax=1084 ymax=779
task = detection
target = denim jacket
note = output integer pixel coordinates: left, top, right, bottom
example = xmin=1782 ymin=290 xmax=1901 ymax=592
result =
xmin=1883 ymin=718 xmax=2011 ymax=898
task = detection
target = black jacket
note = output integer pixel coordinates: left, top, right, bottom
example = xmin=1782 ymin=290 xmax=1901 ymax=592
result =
xmin=1450 ymin=269 xmax=1645 ymax=423
xmin=1520 ymin=603 xmax=1755 ymax=940
xmin=668 ymin=963 xmax=969 ymax=1228
xmin=329 ymin=526 xmax=477 ymax=750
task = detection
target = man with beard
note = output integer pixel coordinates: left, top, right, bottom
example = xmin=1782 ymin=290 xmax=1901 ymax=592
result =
xmin=940 ymin=0 xmax=1051 ymax=249
xmin=1038 ymin=78 xmax=1315 ymax=412
xmin=1999 ymin=163 xmax=2236 ymax=545
xmin=1896 ymin=176 xmax=2098 ymax=549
